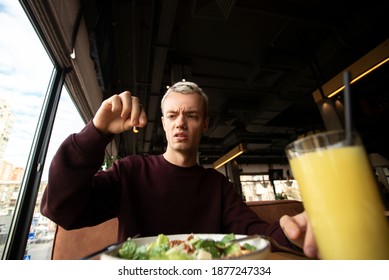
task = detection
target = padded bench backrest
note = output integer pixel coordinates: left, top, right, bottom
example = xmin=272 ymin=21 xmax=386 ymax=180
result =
xmin=51 ymin=218 xmax=118 ymax=260
xmin=245 ymin=200 xmax=304 ymax=224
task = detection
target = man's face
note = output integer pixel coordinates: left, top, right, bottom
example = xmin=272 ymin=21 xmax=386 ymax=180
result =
xmin=161 ymin=91 xmax=208 ymax=154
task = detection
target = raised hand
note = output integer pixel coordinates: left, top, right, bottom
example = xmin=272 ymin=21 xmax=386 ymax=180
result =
xmin=92 ymin=91 xmax=147 ymax=135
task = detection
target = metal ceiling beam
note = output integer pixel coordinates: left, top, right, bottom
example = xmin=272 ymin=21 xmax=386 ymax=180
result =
xmin=145 ymin=0 xmax=179 ymax=154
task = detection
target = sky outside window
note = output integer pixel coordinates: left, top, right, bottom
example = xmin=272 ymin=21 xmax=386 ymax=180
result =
xmin=0 ymin=0 xmax=84 ymax=180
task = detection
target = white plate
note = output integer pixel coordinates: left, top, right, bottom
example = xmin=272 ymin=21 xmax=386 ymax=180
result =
xmin=100 ymin=233 xmax=271 ymax=260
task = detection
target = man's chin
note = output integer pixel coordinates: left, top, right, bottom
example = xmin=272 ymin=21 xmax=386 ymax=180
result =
xmin=172 ymin=143 xmax=189 ymax=150
xmin=171 ymin=142 xmax=197 ymax=152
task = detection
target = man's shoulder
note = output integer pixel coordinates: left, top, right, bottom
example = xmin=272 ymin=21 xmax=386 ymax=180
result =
xmin=202 ymin=166 xmax=229 ymax=180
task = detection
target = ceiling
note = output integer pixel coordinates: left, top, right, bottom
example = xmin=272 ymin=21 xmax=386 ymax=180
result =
xmin=35 ymin=0 xmax=389 ymax=165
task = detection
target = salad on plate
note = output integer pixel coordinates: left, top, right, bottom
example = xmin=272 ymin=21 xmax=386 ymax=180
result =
xmin=115 ymin=233 xmax=267 ymax=260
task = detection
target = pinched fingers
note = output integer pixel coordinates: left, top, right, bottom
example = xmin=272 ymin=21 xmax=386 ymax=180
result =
xmin=109 ymin=94 xmax=123 ymax=115
xmin=93 ymin=94 xmax=123 ymax=133
xmin=138 ymin=106 xmax=147 ymax=127
xmin=117 ymin=91 xmax=132 ymax=119
xmin=118 ymin=91 xmax=147 ymax=130
xmin=128 ymin=94 xmax=141 ymax=125
xmin=94 ymin=91 xmax=147 ymax=134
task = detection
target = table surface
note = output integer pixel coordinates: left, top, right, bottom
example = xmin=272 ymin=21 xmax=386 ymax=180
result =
xmin=268 ymin=252 xmax=312 ymax=260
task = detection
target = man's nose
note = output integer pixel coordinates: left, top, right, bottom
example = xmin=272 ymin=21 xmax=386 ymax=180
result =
xmin=175 ymin=114 xmax=187 ymax=128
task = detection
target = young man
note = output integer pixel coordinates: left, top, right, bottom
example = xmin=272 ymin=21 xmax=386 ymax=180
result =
xmin=41 ymin=81 xmax=317 ymax=258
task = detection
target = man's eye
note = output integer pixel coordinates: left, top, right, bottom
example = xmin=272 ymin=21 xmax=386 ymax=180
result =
xmin=188 ymin=114 xmax=199 ymax=120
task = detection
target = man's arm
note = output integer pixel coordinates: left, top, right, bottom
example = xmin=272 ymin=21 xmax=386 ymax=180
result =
xmin=40 ymin=121 xmax=116 ymax=229
xmin=41 ymin=90 xmax=147 ymax=229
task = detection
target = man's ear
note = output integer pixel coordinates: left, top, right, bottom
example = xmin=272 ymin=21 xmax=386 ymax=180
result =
xmin=161 ymin=116 xmax=166 ymax=131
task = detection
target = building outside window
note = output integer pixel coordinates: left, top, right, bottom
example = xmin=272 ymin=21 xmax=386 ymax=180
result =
xmin=240 ymin=174 xmax=275 ymax=201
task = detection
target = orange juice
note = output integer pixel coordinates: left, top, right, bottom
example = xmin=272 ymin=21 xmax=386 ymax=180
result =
xmin=290 ymin=145 xmax=389 ymax=259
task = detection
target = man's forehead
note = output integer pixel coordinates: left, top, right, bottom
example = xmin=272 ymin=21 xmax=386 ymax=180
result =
xmin=164 ymin=104 xmax=201 ymax=114
xmin=163 ymin=92 xmax=203 ymax=108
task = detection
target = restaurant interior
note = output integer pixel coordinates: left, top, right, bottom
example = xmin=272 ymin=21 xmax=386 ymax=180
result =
xmin=24 ymin=0 xmax=389 ymax=166
xmin=6 ymin=0 xmax=389 ymax=260
xmin=23 ymin=0 xmax=389 ymax=203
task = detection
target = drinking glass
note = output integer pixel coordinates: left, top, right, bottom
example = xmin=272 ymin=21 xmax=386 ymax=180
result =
xmin=285 ymin=130 xmax=389 ymax=259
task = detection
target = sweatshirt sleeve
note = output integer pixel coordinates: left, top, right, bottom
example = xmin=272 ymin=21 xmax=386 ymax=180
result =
xmin=40 ymin=121 xmax=118 ymax=229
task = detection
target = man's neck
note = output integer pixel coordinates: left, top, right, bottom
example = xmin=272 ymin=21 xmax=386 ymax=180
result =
xmin=163 ymin=149 xmax=198 ymax=167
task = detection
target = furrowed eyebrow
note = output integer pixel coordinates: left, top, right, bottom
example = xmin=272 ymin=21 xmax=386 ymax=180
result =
xmin=164 ymin=110 xmax=178 ymax=115
xmin=164 ymin=109 xmax=200 ymax=115
xmin=184 ymin=110 xmax=200 ymax=114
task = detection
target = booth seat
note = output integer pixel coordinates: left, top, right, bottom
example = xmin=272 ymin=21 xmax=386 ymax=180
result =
xmin=51 ymin=218 xmax=119 ymax=260
xmin=51 ymin=200 xmax=304 ymax=259
xmin=245 ymin=200 xmax=304 ymax=224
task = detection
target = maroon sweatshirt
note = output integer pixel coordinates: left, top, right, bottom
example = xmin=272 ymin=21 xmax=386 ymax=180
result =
xmin=41 ymin=121 xmax=291 ymax=247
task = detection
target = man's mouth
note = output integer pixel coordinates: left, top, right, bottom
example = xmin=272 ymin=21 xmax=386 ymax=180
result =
xmin=174 ymin=132 xmax=188 ymax=141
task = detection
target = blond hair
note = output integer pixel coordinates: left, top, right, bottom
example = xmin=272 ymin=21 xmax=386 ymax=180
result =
xmin=161 ymin=81 xmax=209 ymax=117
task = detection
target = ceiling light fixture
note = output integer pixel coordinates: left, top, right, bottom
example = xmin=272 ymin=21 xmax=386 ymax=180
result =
xmin=327 ymin=57 xmax=389 ymax=98
xmin=313 ymin=39 xmax=389 ymax=101
xmin=212 ymin=143 xmax=246 ymax=169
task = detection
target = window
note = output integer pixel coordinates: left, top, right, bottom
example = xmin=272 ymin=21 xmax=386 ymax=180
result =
xmin=0 ymin=1 xmax=84 ymax=259
xmin=272 ymin=179 xmax=302 ymax=201
xmin=240 ymin=174 xmax=275 ymax=201
xmin=24 ymin=88 xmax=84 ymax=260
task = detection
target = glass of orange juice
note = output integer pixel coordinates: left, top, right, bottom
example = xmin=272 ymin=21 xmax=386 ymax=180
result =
xmin=285 ymin=130 xmax=389 ymax=259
